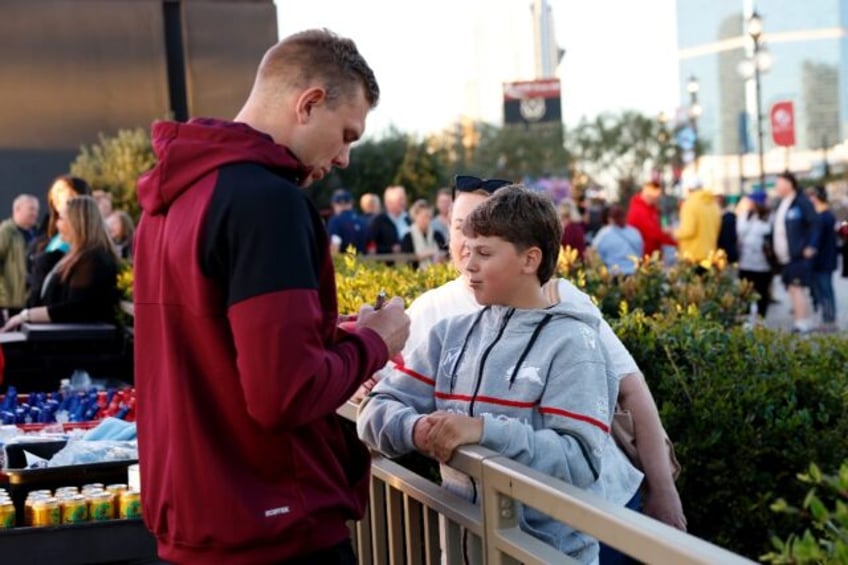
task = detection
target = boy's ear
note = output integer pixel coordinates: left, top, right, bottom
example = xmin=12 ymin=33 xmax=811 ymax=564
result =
xmin=521 ymin=247 xmax=543 ymax=276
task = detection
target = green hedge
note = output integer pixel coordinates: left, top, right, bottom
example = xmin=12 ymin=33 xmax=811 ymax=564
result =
xmin=614 ymin=310 xmax=848 ymax=558
xmin=559 ymin=247 xmax=755 ymax=327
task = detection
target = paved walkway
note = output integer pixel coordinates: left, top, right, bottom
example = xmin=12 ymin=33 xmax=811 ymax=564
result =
xmin=763 ymin=264 xmax=848 ymax=333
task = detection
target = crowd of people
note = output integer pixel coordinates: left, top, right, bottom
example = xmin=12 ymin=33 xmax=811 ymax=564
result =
xmin=326 ymin=185 xmax=448 ymax=267
xmin=0 ymin=175 xmax=135 ymax=332
xmin=326 ymin=170 xmax=844 ymax=334
xmin=612 ymin=173 xmax=841 ymax=333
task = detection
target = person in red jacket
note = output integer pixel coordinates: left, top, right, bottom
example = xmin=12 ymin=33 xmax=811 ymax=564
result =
xmin=626 ymin=181 xmax=677 ymax=258
xmin=133 ymin=29 xmax=410 ymax=564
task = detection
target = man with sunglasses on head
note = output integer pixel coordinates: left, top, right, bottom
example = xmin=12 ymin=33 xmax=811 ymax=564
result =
xmin=375 ymin=175 xmax=686 ymax=541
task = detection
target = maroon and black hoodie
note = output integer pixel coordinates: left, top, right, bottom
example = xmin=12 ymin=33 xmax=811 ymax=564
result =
xmin=134 ymin=118 xmax=388 ymax=564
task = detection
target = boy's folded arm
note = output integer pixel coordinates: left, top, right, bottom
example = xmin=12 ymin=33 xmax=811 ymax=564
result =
xmin=357 ymin=394 xmax=425 ymax=458
xmin=357 ymin=335 xmax=442 ymax=457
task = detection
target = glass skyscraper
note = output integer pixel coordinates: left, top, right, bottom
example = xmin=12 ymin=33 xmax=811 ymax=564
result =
xmin=677 ymin=0 xmax=846 ymax=161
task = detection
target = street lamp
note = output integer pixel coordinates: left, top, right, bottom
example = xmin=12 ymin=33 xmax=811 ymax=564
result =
xmin=686 ymin=75 xmax=702 ymax=165
xmin=738 ymin=10 xmax=773 ymax=192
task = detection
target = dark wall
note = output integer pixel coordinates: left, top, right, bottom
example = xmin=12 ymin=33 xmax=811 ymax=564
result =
xmin=0 ymin=0 xmax=277 ymax=214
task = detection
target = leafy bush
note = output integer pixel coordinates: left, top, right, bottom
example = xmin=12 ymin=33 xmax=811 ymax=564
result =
xmin=762 ymin=461 xmax=848 ymax=564
xmin=117 ymin=262 xmax=133 ymax=302
xmin=560 ymin=247 xmax=756 ymax=326
xmin=334 ymin=251 xmax=456 ymax=314
xmin=613 ymin=309 xmax=848 ymax=558
xmin=70 ymin=127 xmax=156 ymax=220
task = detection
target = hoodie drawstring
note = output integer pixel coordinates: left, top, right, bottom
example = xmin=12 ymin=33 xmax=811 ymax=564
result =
xmin=449 ymin=306 xmax=490 ymax=393
xmin=468 ymin=308 xmax=516 ymax=416
xmin=508 ymin=313 xmax=554 ymax=388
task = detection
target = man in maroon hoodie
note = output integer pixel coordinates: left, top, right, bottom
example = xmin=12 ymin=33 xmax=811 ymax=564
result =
xmin=626 ymin=181 xmax=677 ymax=259
xmin=133 ymin=29 xmax=410 ymax=564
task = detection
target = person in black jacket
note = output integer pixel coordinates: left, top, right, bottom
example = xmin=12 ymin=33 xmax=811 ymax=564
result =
xmin=807 ymin=185 xmax=838 ymax=330
xmin=716 ymin=195 xmax=739 ymax=263
xmin=2 ymin=195 xmax=119 ymax=331
xmin=367 ymin=185 xmax=409 ymax=254
xmin=771 ymin=172 xmax=821 ymax=333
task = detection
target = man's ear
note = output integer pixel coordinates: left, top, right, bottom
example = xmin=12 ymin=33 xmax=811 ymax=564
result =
xmin=295 ymin=87 xmax=326 ymax=124
xmin=522 ymin=247 xmax=543 ymax=276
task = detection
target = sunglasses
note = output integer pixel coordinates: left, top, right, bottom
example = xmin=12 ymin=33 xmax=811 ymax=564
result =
xmin=452 ymin=175 xmax=513 ymax=199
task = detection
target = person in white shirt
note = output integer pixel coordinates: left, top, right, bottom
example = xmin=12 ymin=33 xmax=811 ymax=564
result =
xmin=736 ymin=193 xmax=774 ymax=318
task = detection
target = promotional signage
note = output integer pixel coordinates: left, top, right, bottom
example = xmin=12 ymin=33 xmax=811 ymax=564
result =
xmin=503 ymin=79 xmax=562 ymax=124
xmin=770 ymin=101 xmax=796 ymax=147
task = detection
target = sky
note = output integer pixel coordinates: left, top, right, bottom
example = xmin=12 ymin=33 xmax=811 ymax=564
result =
xmin=275 ymin=0 xmax=680 ymax=138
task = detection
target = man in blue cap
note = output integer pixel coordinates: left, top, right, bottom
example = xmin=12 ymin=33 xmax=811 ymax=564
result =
xmin=328 ymin=188 xmax=368 ymax=254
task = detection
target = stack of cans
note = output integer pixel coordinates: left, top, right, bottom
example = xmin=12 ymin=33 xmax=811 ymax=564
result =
xmin=18 ymin=483 xmax=142 ymax=528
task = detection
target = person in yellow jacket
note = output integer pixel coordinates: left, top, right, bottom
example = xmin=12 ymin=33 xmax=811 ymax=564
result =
xmin=675 ymin=177 xmax=722 ymax=262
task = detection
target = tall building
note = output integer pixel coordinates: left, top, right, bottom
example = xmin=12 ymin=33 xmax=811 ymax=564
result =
xmin=676 ymin=0 xmax=848 ymax=191
xmin=531 ymin=0 xmax=563 ymax=79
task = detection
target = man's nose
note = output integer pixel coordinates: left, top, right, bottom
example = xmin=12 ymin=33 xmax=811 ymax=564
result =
xmin=333 ymin=146 xmax=351 ymax=169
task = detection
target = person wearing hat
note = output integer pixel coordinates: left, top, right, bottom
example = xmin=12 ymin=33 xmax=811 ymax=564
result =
xmin=736 ymin=191 xmax=774 ymax=318
xmin=327 ymin=188 xmax=368 ymax=254
xmin=674 ymin=176 xmax=722 ymax=264
xmin=806 ymin=185 xmax=838 ymax=331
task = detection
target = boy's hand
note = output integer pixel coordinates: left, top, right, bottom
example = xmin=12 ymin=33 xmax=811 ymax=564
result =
xmin=412 ymin=416 xmax=434 ymax=454
xmin=424 ymin=412 xmax=483 ymax=463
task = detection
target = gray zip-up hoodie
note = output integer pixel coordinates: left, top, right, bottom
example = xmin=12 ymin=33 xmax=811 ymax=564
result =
xmin=358 ymin=300 xmax=625 ymax=562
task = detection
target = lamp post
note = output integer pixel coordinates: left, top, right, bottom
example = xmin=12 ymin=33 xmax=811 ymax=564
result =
xmin=739 ymin=10 xmax=772 ymax=192
xmin=686 ymin=75 xmax=702 ymax=167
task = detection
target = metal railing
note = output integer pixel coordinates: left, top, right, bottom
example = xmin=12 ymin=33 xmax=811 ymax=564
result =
xmin=339 ymin=401 xmax=754 ymax=565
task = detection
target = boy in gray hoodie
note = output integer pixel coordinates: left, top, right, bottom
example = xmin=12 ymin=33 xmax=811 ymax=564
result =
xmin=358 ymin=185 xmax=621 ymax=563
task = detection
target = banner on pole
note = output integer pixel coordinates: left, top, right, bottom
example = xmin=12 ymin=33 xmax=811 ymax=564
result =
xmin=770 ymin=101 xmax=795 ymax=147
xmin=503 ymin=79 xmax=561 ymax=124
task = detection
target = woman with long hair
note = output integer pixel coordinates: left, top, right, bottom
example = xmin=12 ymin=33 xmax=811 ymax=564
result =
xmin=107 ymin=211 xmax=135 ymax=261
xmin=27 ymin=176 xmax=92 ymax=301
xmin=31 ymin=175 xmax=92 ymax=255
xmin=400 ymin=199 xmax=446 ymax=269
xmin=4 ymin=195 xmax=119 ymax=330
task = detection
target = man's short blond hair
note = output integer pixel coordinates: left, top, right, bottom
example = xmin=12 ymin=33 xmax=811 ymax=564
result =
xmin=253 ymin=28 xmax=379 ymax=109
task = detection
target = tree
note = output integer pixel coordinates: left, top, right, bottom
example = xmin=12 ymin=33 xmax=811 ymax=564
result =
xmin=393 ymin=139 xmax=451 ymax=202
xmin=567 ymin=110 xmax=668 ymax=199
xmin=70 ymin=128 xmax=156 ymax=220
xmin=463 ymin=122 xmax=570 ymax=181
